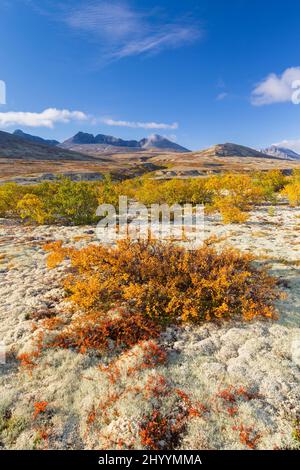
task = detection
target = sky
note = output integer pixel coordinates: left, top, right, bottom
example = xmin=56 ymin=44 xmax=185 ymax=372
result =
xmin=1 ymin=0 xmax=300 ymax=151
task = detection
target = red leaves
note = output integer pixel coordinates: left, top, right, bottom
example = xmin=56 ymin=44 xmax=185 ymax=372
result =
xmin=175 ymin=389 xmax=209 ymax=418
xmin=33 ymin=401 xmax=48 ymax=419
xmin=217 ymin=386 xmax=259 ymax=416
xmin=17 ymin=352 xmax=39 ymax=374
xmin=232 ymin=424 xmax=261 ymax=449
xmin=49 ymin=311 xmax=161 ymax=355
xmin=139 ymin=411 xmax=169 ymax=450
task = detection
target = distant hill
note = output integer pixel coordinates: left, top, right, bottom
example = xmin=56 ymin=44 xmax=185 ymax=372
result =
xmin=13 ymin=129 xmax=60 ymax=147
xmin=61 ymin=132 xmax=189 ymax=153
xmin=196 ymin=143 xmax=278 ymax=159
xmin=263 ymin=145 xmax=300 ymax=161
xmin=0 ymin=130 xmax=94 ymax=161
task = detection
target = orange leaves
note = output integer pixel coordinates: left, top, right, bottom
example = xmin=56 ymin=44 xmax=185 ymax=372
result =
xmin=140 ymin=341 xmax=167 ymax=369
xmin=45 ymin=239 xmax=280 ymax=324
xmin=33 ymin=401 xmax=48 ymax=419
xmin=17 ymin=351 xmax=39 ymax=374
xmin=217 ymin=386 xmax=259 ymax=403
xmin=43 ymin=241 xmax=69 ymax=269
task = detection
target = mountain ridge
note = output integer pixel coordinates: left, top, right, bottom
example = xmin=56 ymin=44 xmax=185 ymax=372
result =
xmin=13 ymin=129 xmax=60 ymax=147
xmin=263 ymin=145 xmax=300 ymax=161
xmin=0 ymin=130 xmax=96 ymax=161
xmin=60 ymin=132 xmax=190 ymax=153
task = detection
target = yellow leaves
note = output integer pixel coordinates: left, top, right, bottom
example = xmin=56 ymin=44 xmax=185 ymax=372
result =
xmin=281 ymin=181 xmax=300 ymax=207
xmin=17 ymin=194 xmax=49 ymax=225
xmin=206 ymin=173 xmax=266 ymax=224
xmin=219 ymin=204 xmax=249 ymax=224
xmin=65 ymin=274 xmax=103 ymax=311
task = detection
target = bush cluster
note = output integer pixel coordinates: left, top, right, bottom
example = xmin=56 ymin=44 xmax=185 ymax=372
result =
xmin=0 ymin=169 xmax=296 ymax=225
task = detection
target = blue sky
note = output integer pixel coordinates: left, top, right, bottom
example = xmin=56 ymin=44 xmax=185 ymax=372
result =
xmin=1 ymin=0 xmax=300 ymax=151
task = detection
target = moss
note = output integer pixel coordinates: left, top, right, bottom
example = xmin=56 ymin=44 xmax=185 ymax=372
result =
xmin=0 ymin=410 xmax=27 ymax=445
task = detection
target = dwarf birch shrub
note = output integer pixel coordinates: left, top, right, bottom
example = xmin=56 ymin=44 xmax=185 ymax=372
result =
xmin=253 ymin=170 xmax=286 ymax=202
xmin=17 ymin=194 xmax=50 ymax=224
xmin=281 ymin=181 xmax=300 ymax=207
xmin=0 ymin=178 xmax=100 ymax=225
xmin=206 ymin=173 xmax=265 ymax=223
xmin=45 ymin=239 xmax=280 ymax=324
xmin=0 ymin=183 xmax=26 ymax=217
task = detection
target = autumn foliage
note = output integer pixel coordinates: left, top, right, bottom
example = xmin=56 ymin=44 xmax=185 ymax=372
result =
xmin=0 ymin=169 xmax=291 ymax=226
xmin=45 ymin=239 xmax=280 ymax=324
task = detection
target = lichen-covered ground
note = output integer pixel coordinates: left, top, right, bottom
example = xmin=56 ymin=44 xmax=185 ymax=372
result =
xmin=0 ymin=206 xmax=299 ymax=450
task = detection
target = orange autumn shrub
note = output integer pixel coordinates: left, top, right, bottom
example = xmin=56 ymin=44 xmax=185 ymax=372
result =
xmin=45 ymin=239 xmax=280 ymax=324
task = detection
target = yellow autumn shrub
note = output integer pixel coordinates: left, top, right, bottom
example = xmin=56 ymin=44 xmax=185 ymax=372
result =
xmin=281 ymin=181 xmax=300 ymax=206
xmin=0 ymin=183 xmax=26 ymax=217
xmin=206 ymin=173 xmax=265 ymax=223
xmin=218 ymin=204 xmax=249 ymax=224
xmin=17 ymin=194 xmax=50 ymax=224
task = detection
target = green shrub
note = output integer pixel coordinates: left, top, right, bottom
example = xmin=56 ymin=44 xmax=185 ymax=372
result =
xmin=253 ymin=170 xmax=286 ymax=202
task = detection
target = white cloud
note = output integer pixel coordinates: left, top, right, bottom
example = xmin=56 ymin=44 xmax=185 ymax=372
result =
xmin=65 ymin=1 xmax=201 ymax=61
xmin=251 ymin=67 xmax=300 ymax=105
xmin=102 ymin=118 xmax=178 ymax=130
xmin=0 ymin=108 xmax=88 ymax=128
xmin=273 ymin=139 xmax=300 ymax=154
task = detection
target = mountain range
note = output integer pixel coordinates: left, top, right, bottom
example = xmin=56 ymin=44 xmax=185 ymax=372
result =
xmin=59 ymin=132 xmax=190 ymax=153
xmin=1 ymin=128 xmax=300 ymax=164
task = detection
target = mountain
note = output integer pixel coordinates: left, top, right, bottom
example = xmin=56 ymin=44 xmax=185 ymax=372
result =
xmin=263 ymin=145 xmax=300 ymax=161
xmin=139 ymin=134 xmax=189 ymax=152
xmin=195 ymin=143 xmax=278 ymax=159
xmin=61 ymin=132 xmax=189 ymax=153
xmin=62 ymin=132 xmax=96 ymax=145
xmin=0 ymin=130 xmax=94 ymax=161
xmin=62 ymin=132 xmax=140 ymax=148
xmin=13 ymin=129 xmax=60 ymax=147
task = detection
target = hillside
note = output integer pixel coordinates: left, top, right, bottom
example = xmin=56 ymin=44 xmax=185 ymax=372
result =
xmin=0 ymin=130 xmax=95 ymax=161
xmin=13 ymin=130 xmax=59 ymax=147
xmin=1 ymin=133 xmax=300 ymax=183
xmin=196 ymin=143 xmax=277 ymax=159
